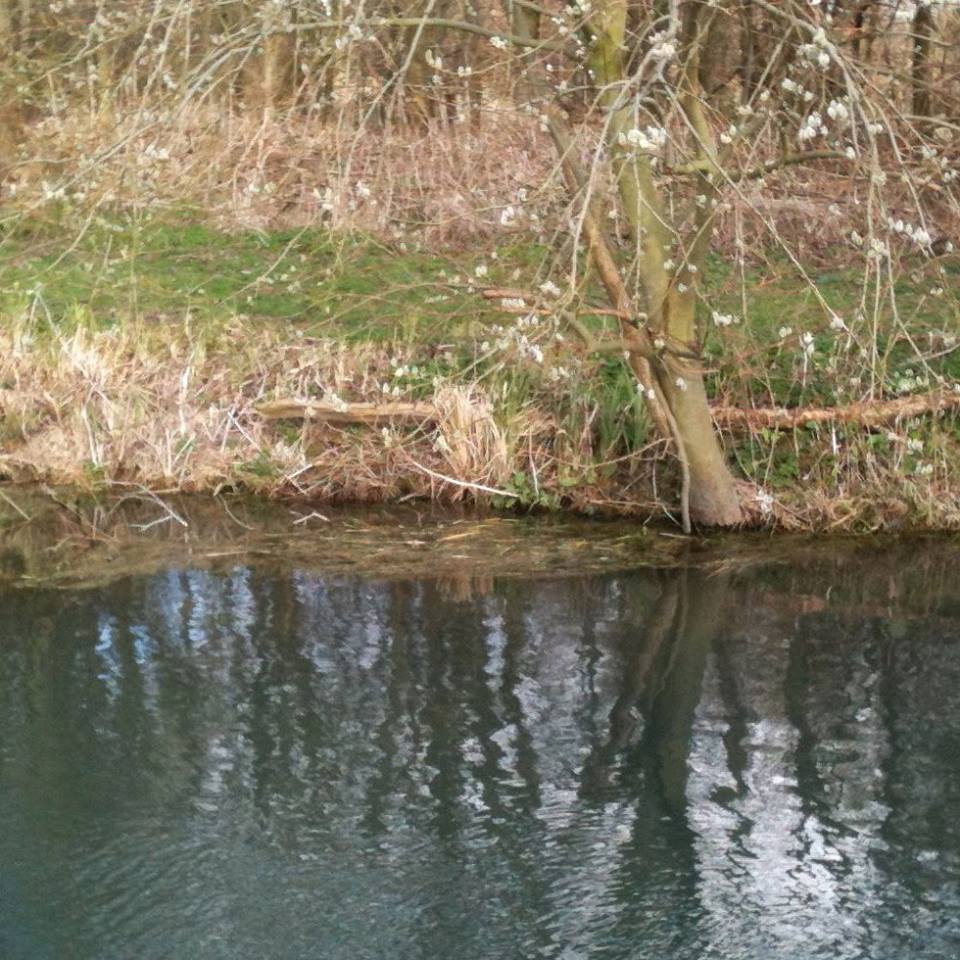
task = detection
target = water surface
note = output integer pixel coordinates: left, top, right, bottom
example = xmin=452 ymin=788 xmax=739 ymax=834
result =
xmin=1 ymin=540 xmax=959 ymax=959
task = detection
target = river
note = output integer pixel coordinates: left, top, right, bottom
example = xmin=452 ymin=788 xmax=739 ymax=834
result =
xmin=0 ymin=504 xmax=958 ymax=958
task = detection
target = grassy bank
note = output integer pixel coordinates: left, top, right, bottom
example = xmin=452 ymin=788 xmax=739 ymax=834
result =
xmin=2 ymin=216 xmax=960 ymax=531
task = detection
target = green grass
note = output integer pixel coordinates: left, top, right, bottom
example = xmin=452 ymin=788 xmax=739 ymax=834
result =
xmin=0 ymin=212 xmax=553 ymax=344
xmin=3 ymin=212 xmax=958 ymax=460
xmin=700 ymin=249 xmax=960 ymax=407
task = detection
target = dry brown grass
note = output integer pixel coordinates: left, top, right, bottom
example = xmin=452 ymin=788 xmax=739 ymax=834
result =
xmin=11 ymin=99 xmax=955 ymax=260
xmin=0 ymin=311 xmax=556 ymax=507
xmin=5 ymin=104 xmax=559 ymax=248
xmin=3 ymin=308 xmax=960 ymax=532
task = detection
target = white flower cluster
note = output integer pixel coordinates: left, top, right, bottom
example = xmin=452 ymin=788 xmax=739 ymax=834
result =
xmin=755 ymin=489 xmax=775 ymax=516
xmin=489 ymin=35 xmax=508 ymax=50
xmin=482 ymin=313 xmax=562 ymax=365
xmin=711 ymin=311 xmax=739 ymax=327
xmin=781 ymin=77 xmax=815 ymax=103
xmin=826 ymin=99 xmax=850 ymax=125
xmin=648 ymin=31 xmax=677 ymax=61
xmin=719 ymin=125 xmax=738 ymax=145
xmin=938 ymin=157 xmax=960 ymax=183
xmin=334 ymin=22 xmax=364 ymax=50
xmin=618 ymin=125 xmax=667 ymax=153
xmin=799 ymin=29 xmax=833 ymax=70
xmin=325 ymin=391 xmax=349 ymax=413
xmin=636 ymin=382 xmax=657 ymax=401
xmin=888 ymin=218 xmax=933 ymax=250
xmin=893 ymin=368 xmax=930 ymax=394
xmin=798 ymin=112 xmax=828 ymax=142
xmin=140 ymin=142 xmax=171 ymax=163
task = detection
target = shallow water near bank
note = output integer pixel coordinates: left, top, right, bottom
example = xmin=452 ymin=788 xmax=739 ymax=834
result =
xmin=0 ymin=499 xmax=959 ymax=959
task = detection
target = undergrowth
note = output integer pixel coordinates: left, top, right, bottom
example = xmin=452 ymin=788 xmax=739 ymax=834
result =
xmin=2 ymin=216 xmax=960 ymax=531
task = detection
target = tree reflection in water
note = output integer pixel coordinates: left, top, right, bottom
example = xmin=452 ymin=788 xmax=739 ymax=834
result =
xmin=0 ymin=548 xmax=958 ymax=960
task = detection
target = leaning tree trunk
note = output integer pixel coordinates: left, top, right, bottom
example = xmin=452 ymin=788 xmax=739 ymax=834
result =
xmin=511 ymin=0 xmax=742 ymax=526
xmin=583 ymin=0 xmax=744 ymax=526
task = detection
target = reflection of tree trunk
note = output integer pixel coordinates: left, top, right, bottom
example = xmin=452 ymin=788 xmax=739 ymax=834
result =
xmin=361 ymin=580 xmax=419 ymax=835
xmin=579 ymin=574 xmax=680 ymax=797
xmin=581 ymin=568 xmax=728 ymax=812
xmin=646 ymin=569 xmax=726 ymax=812
xmin=605 ymin=577 xmax=679 ymax=755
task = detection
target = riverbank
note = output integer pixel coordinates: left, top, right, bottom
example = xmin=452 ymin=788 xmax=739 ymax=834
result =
xmin=2 ymin=488 xmax=958 ymax=596
xmin=2 ymin=220 xmax=960 ymax=532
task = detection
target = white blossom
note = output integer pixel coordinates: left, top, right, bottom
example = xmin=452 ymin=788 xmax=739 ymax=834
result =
xmin=712 ymin=311 xmax=738 ymax=327
xmin=648 ymin=31 xmax=677 ymax=60
xmin=827 ymin=99 xmax=849 ymax=124
xmin=618 ymin=125 xmax=667 ymax=152
xmin=756 ymin=489 xmax=775 ymax=515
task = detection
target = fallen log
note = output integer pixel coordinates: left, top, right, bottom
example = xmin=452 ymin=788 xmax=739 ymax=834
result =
xmin=256 ymin=399 xmax=436 ymax=426
xmin=259 ymin=389 xmax=960 ymax=433
xmin=712 ymin=389 xmax=960 ymax=431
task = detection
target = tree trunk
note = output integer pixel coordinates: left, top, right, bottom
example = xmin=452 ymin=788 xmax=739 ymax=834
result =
xmin=913 ymin=1 xmax=934 ymax=118
xmin=510 ymin=0 xmax=742 ymax=526
xmin=585 ymin=0 xmax=743 ymax=527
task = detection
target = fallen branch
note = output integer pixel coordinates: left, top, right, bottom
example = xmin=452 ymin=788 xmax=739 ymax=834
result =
xmin=406 ymin=459 xmax=521 ymax=499
xmin=713 ymin=390 xmax=960 ymax=431
xmin=257 ymin=399 xmax=436 ymax=426
xmin=259 ymin=390 xmax=960 ymax=438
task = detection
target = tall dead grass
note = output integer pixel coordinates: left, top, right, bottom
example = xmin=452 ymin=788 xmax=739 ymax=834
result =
xmin=2 ymin=308 xmax=960 ymax=531
xmin=0 ymin=311 xmax=536 ymax=503
xmin=9 ymin=99 xmax=954 ymax=257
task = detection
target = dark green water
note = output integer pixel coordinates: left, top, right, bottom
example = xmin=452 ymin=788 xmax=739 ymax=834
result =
xmin=1 ymin=547 xmax=959 ymax=959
